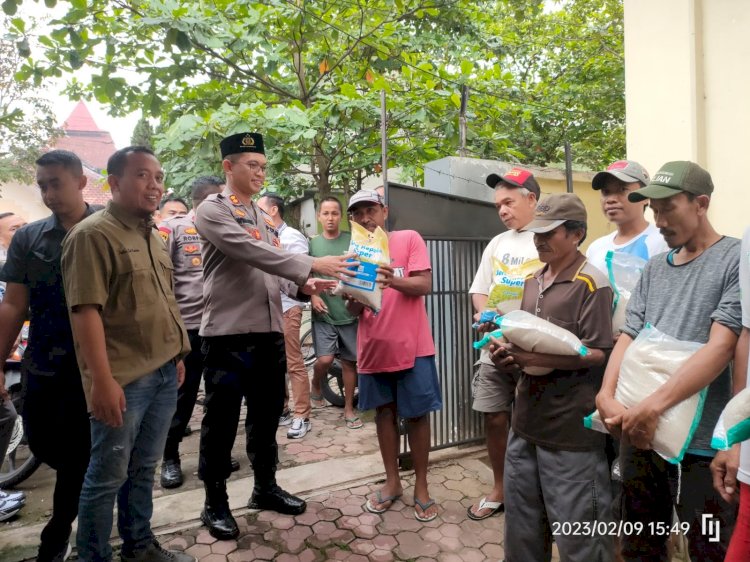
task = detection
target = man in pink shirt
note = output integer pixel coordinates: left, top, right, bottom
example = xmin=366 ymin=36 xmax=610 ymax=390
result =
xmin=346 ymin=190 xmax=442 ymax=522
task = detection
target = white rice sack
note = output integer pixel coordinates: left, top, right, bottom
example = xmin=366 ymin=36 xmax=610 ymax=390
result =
xmin=583 ymin=410 xmax=608 ymax=434
xmin=498 ymin=310 xmax=588 ymax=356
xmin=496 ymin=310 xmax=589 ymax=376
xmin=332 ymin=222 xmax=390 ymax=312
xmin=606 ymin=251 xmax=647 ymax=338
xmin=473 ymin=328 xmax=554 ymax=375
xmin=712 ymin=387 xmax=750 ymax=450
xmin=614 ymin=324 xmax=706 ymax=463
xmin=473 ymin=329 xmax=508 ymax=350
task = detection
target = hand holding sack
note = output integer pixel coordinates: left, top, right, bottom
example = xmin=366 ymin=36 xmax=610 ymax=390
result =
xmin=473 ymin=309 xmax=589 ymax=375
xmin=584 ymin=324 xmax=706 ymax=464
xmin=712 ymin=387 xmax=750 ymax=450
xmin=332 ymin=222 xmax=390 ymax=312
xmin=606 ymin=251 xmax=647 ymax=338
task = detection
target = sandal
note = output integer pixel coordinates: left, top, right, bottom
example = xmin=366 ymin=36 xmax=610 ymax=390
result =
xmin=345 ymin=416 xmax=363 ymax=429
xmin=364 ymin=490 xmax=402 ymax=514
xmin=311 ymin=393 xmax=327 ymax=409
xmin=467 ymin=497 xmax=504 ymax=521
xmin=414 ymin=497 xmax=438 ymax=522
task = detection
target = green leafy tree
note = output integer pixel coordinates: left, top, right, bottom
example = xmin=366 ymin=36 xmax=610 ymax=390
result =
xmin=3 ymin=0 xmax=624 ymax=196
xmin=130 ymin=115 xmax=154 ymax=148
xmin=0 ymin=15 xmax=60 ymax=182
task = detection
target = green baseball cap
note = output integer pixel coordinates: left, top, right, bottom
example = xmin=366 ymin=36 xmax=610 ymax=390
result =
xmin=628 ymin=161 xmax=713 ymax=202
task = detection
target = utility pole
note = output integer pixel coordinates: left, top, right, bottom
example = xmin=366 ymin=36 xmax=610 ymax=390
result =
xmin=380 ymin=89 xmax=390 ymax=230
xmin=564 ymin=141 xmax=573 ymax=193
xmin=458 ymin=85 xmax=469 ymax=157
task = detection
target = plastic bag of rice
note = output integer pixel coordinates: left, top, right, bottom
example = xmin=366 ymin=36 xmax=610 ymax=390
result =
xmin=712 ymin=387 xmax=750 ymax=450
xmin=332 ymin=221 xmax=390 ymax=312
xmin=473 ymin=309 xmax=588 ymax=375
xmin=583 ymin=323 xmax=705 ymax=464
xmin=606 ymin=251 xmax=647 ymax=338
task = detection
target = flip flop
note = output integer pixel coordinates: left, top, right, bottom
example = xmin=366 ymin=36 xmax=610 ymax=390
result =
xmin=311 ymin=393 xmax=327 ymax=409
xmin=345 ymin=416 xmax=363 ymax=429
xmin=414 ymin=497 xmax=438 ymax=522
xmin=467 ymin=497 xmax=504 ymax=521
xmin=364 ymin=490 xmax=402 ymax=514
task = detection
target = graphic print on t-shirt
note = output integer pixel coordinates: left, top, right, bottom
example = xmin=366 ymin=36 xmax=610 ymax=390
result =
xmin=487 ymin=255 xmax=542 ymax=311
xmin=616 ymin=234 xmax=650 ymax=261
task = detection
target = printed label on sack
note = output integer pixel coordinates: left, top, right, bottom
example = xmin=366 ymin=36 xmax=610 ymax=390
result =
xmin=341 ymin=260 xmax=378 ymax=292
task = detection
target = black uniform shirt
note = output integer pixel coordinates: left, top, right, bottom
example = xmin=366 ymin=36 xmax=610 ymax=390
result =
xmin=0 ymin=204 xmax=101 ymax=376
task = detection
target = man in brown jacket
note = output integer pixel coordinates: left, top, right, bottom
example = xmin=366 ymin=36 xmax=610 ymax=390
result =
xmin=195 ymin=132 xmax=352 ymax=540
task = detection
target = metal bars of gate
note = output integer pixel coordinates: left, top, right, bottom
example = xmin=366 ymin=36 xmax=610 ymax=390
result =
xmin=399 ymin=237 xmax=489 ymax=460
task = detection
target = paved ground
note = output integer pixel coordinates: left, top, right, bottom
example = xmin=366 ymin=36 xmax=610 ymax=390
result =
xmin=156 ymin=459 xmax=518 ymax=562
xmin=2 ymin=379 xmax=379 ymax=530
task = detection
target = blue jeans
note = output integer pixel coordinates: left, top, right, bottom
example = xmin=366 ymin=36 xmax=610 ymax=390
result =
xmin=76 ymin=363 xmax=177 ymax=562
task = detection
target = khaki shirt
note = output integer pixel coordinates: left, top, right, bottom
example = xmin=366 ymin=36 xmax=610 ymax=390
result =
xmin=158 ymin=213 xmax=204 ymax=329
xmin=512 ymin=252 xmax=613 ymax=452
xmin=195 ymin=187 xmax=313 ymax=336
xmin=62 ymin=201 xmax=190 ymax=409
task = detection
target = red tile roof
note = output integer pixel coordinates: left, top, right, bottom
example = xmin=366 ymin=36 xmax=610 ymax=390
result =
xmin=53 ymin=101 xmax=114 ymax=204
xmin=57 ymin=101 xmax=117 ymax=172
xmin=64 ymin=100 xmax=102 ymax=132
xmin=81 ymin=170 xmax=112 ymax=206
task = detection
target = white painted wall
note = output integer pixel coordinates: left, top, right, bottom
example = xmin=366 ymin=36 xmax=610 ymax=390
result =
xmin=0 ymin=181 xmax=50 ymax=222
xmin=625 ymin=0 xmax=750 ymax=237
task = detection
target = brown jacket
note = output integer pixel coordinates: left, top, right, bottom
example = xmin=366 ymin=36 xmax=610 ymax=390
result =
xmin=195 ymin=187 xmax=313 ymax=336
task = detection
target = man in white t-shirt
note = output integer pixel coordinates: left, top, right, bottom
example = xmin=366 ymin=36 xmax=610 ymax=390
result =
xmin=466 ymin=166 xmax=541 ymax=520
xmin=711 ymin=226 xmax=749 ymax=560
xmin=586 ymin=160 xmax=668 ymax=275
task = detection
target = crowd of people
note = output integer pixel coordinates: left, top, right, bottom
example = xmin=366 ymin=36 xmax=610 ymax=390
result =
xmin=0 ymin=131 xmax=747 ymax=562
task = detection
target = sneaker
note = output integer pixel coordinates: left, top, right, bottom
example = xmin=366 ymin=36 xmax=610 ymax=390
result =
xmin=0 ymin=497 xmax=22 ymax=522
xmin=0 ymin=488 xmax=26 ymax=505
xmin=121 ymin=540 xmax=196 ymax=562
xmin=287 ymin=418 xmax=311 ymax=439
xmin=278 ymin=409 xmax=294 ymax=426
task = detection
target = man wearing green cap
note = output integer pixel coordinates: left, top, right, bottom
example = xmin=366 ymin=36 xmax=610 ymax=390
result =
xmin=491 ymin=193 xmax=615 ymax=561
xmin=596 ymin=161 xmax=742 ymax=560
xmin=194 ymin=132 xmax=354 ymax=540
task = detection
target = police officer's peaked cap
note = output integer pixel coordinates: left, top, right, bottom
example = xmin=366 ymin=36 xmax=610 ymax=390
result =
xmin=220 ymin=132 xmax=265 ymax=159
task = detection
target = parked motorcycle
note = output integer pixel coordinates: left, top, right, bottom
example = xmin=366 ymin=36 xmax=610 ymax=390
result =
xmin=0 ymin=360 xmax=41 ymax=488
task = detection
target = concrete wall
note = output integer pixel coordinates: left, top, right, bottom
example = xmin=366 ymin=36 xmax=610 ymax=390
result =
xmin=424 ymin=157 xmax=608 ymax=251
xmin=0 ymin=181 xmax=51 ymax=222
xmin=624 ymin=0 xmax=750 ymax=237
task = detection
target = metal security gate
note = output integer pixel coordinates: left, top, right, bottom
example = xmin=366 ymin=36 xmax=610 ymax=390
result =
xmin=384 ymin=182 xmax=501 ymax=460
xmin=423 ymin=237 xmax=488 ymax=451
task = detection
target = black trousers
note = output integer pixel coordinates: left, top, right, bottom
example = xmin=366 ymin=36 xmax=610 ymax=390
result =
xmin=198 ymin=332 xmax=286 ymax=489
xmin=24 ymin=369 xmax=91 ymax=557
xmin=619 ymin=441 xmax=737 ymax=562
xmin=164 ymin=329 xmax=203 ymax=460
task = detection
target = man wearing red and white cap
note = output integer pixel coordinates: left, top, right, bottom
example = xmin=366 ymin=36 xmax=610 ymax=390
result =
xmin=586 ymin=160 xmax=668 ymax=275
xmin=466 ymin=166 xmax=541 ymax=520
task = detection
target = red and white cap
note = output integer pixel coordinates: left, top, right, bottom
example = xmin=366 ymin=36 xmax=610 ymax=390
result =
xmin=485 ymin=166 xmax=540 ymax=197
xmin=592 ymin=160 xmax=649 ymax=189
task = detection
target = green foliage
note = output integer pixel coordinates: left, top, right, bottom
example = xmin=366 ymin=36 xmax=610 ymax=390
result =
xmin=0 ymin=14 xmax=61 ymax=183
xmin=130 ymin=115 xmax=155 ymax=148
xmin=4 ymin=0 xmax=624 ymax=196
